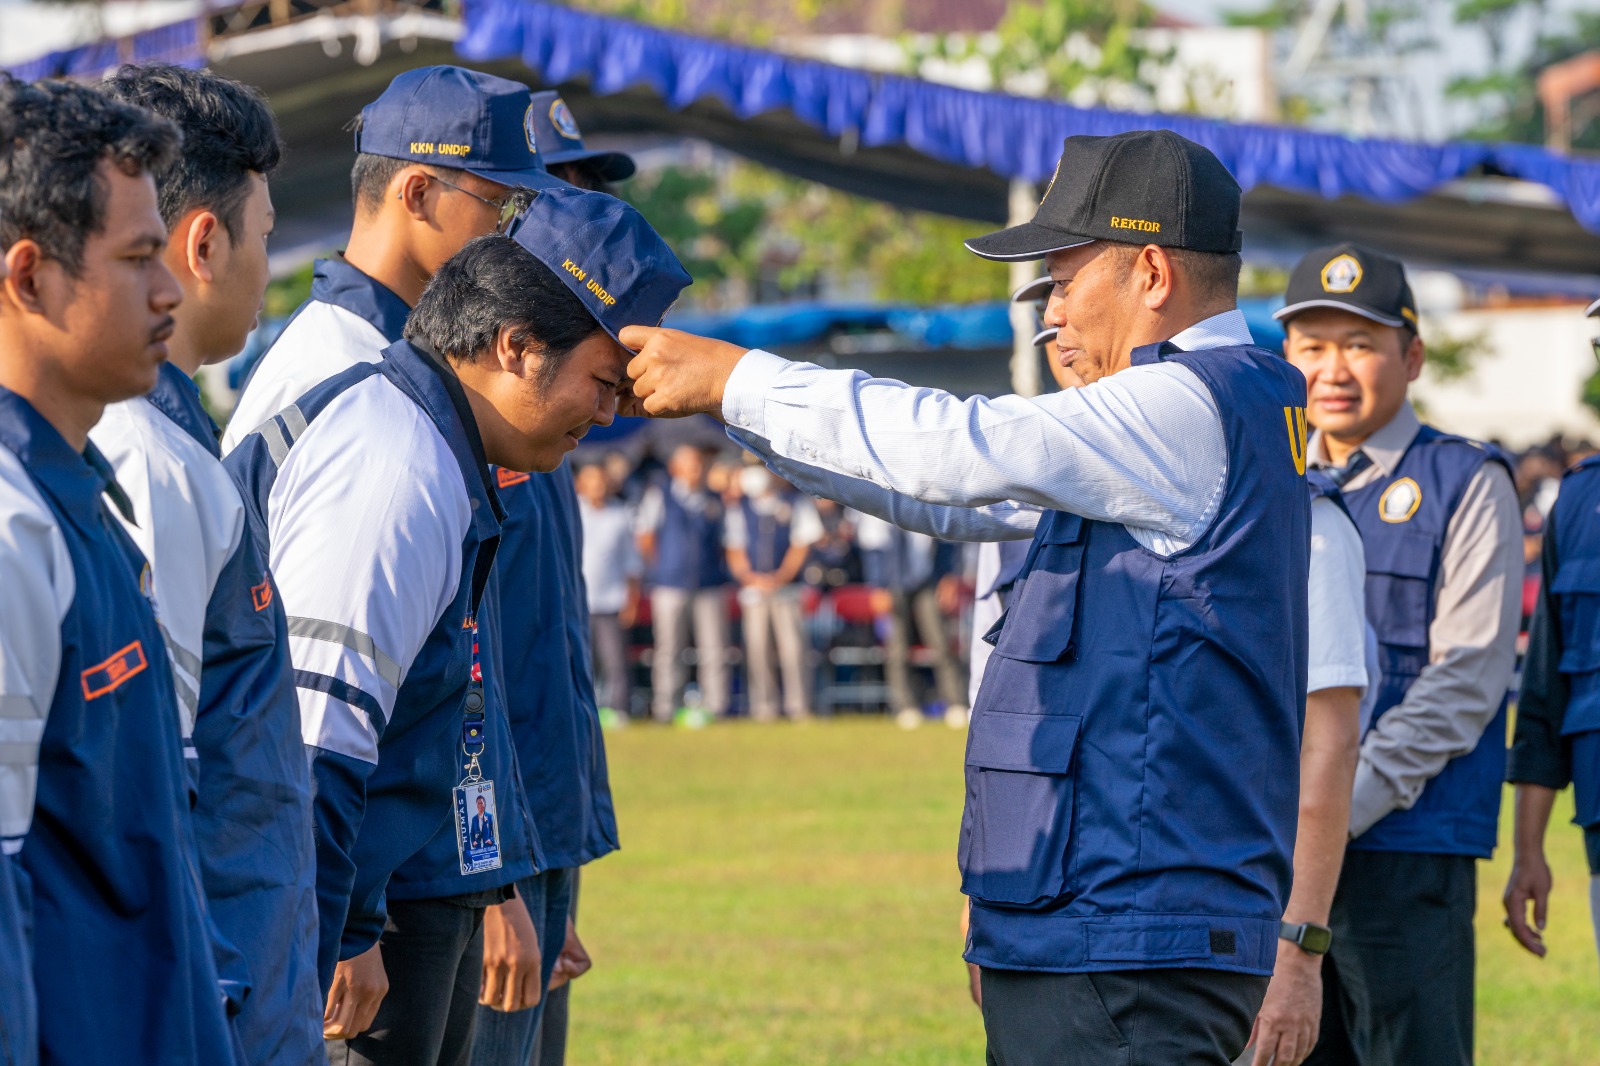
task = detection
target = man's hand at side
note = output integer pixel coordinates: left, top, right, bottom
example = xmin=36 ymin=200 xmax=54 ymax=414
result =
xmin=548 ymin=916 xmax=593 ymax=992
xmin=481 ymin=892 xmax=544 ymax=1013
xmin=620 ymin=326 xmax=750 ymax=420
xmin=324 ymin=943 xmax=388 ymax=1040
xmin=1251 ymin=942 xmax=1321 ymax=1065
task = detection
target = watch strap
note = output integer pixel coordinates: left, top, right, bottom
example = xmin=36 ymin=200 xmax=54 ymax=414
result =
xmin=1279 ymin=920 xmax=1333 ymax=955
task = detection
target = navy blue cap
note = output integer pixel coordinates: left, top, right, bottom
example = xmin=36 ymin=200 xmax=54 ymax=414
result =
xmin=354 ymin=66 xmax=561 ymax=191
xmin=525 ymin=91 xmax=636 ymax=183
xmin=504 ymin=186 xmax=691 ymax=345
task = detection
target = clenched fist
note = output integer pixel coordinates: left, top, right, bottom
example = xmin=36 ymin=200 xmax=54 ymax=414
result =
xmin=619 ymin=325 xmax=750 ymax=420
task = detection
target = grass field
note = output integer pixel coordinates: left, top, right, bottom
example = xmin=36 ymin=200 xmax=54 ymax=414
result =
xmin=568 ymin=718 xmax=1598 ymax=1065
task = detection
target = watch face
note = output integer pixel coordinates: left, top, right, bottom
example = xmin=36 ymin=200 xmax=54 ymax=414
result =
xmin=1300 ymin=924 xmax=1333 ymax=954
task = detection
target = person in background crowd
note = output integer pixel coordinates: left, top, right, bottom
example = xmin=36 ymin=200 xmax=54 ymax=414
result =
xmin=0 ymin=73 xmax=239 ymax=1065
xmin=222 ymin=67 xmax=560 ymax=1059
xmin=637 ymin=444 xmax=732 ymax=722
xmin=855 ymin=513 xmax=968 ymax=729
xmin=469 ymin=96 xmax=648 ymax=1066
xmin=577 ymin=461 xmax=642 ymax=725
xmin=727 ymin=462 xmax=822 ymax=721
xmin=1505 ymin=296 xmax=1600 ymax=976
xmin=1279 ymin=243 xmax=1520 ymax=1066
xmin=95 ymin=64 xmax=322 ymax=1066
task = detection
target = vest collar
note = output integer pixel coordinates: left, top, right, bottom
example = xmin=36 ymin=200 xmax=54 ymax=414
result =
xmin=1128 ymin=308 xmax=1254 ymax=367
xmin=312 ymin=256 xmax=412 ymax=345
xmin=145 ymin=362 xmax=221 ymax=457
xmin=1307 ymin=400 xmax=1421 ymax=483
xmin=0 ymin=385 xmax=131 ymax=530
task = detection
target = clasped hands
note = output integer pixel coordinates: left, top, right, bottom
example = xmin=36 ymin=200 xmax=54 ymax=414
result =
xmin=617 ymin=325 xmax=749 ymax=421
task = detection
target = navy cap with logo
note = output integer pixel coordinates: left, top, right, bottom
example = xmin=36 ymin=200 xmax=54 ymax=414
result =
xmin=525 ymin=91 xmax=636 ymax=183
xmin=1273 ymin=242 xmax=1418 ymax=331
xmin=966 ymin=129 xmax=1243 ymax=261
xmin=354 ymin=66 xmax=561 ymax=191
xmin=504 ymin=186 xmax=692 ymax=345
xmin=1010 ymin=276 xmax=1057 ymax=347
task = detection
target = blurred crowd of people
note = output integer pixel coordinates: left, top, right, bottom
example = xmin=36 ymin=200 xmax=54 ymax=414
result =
xmin=576 ymin=441 xmax=972 ymax=728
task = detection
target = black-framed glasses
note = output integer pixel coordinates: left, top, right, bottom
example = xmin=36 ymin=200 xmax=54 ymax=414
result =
xmin=412 ymin=173 xmax=535 ymax=234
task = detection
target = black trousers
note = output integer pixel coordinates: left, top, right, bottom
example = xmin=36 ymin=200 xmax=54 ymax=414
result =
xmin=1304 ymin=850 xmax=1477 ymax=1066
xmin=981 ymin=967 xmax=1268 ymax=1066
xmin=328 ymin=891 xmax=501 ymax=1066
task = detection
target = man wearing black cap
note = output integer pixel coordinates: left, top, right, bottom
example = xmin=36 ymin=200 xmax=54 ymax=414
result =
xmin=1504 ymin=297 xmax=1600 ymax=979
xmin=1277 ymin=244 xmax=1520 ymax=1066
xmin=623 ymin=129 xmax=1312 ymax=1064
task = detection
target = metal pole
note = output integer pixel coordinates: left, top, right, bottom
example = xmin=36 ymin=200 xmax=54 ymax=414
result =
xmin=1008 ymin=178 xmax=1042 ymax=397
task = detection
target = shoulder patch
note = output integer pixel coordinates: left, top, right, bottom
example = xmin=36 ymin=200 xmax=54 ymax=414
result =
xmin=81 ymin=641 xmax=148 ymax=700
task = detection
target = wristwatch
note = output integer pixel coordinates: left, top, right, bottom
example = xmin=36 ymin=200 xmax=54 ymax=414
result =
xmin=1279 ymin=920 xmax=1333 ymax=955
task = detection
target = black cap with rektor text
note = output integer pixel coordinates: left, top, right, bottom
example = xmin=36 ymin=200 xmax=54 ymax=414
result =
xmin=1273 ymin=242 xmax=1418 ymax=332
xmin=966 ymin=129 xmax=1243 ymax=262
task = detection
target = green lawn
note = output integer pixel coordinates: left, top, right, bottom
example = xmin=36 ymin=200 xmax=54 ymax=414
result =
xmin=568 ymin=718 xmax=1598 ymax=1065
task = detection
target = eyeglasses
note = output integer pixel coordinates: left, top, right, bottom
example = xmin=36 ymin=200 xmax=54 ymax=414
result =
xmin=410 ymin=172 xmax=535 ymax=234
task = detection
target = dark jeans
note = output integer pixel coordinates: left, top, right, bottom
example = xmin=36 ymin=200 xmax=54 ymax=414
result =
xmin=328 ymin=890 xmax=503 ymax=1066
xmin=468 ymin=867 xmax=575 ymax=1066
xmin=1305 ymin=850 xmax=1477 ymax=1066
xmin=590 ymin=613 xmax=630 ymax=714
xmin=980 ymin=967 xmax=1267 ymax=1066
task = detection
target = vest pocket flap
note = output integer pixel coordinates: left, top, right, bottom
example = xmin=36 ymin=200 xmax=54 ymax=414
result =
xmin=1361 ymin=529 xmax=1435 ymax=579
xmin=967 ymin=712 xmax=1081 ymax=773
xmin=1552 ymin=557 xmax=1600 ymax=595
xmin=1086 ymin=922 xmax=1212 ymax=962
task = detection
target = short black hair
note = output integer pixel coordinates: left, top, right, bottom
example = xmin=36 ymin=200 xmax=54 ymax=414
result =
xmin=348 ymin=115 xmax=466 ymax=216
xmin=404 ymin=234 xmax=602 ymax=389
xmin=0 ymin=75 xmax=180 ymax=275
xmin=102 ymin=63 xmax=281 ymax=243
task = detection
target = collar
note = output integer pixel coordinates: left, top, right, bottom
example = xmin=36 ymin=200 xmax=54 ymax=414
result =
xmin=1167 ymin=309 xmax=1254 ymax=352
xmin=0 ymin=385 xmax=131 ymax=530
xmin=1307 ymin=400 xmax=1421 ymax=476
xmin=145 ymin=362 xmax=221 ymax=458
xmin=381 ymin=339 xmax=505 ymax=529
xmin=313 ymin=256 xmax=412 ymax=345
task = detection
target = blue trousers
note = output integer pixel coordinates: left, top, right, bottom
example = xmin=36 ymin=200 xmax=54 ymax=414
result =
xmin=468 ymin=867 xmax=575 ymax=1066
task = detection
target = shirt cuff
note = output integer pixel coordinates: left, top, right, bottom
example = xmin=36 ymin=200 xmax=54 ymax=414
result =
xmin=1307 ymin=664 xmax=1368 ymax=695
xmin=1348 ymin=758 xmax=1406 ymax=840
xmin=721 ymin=349 xmax=791 ymax=440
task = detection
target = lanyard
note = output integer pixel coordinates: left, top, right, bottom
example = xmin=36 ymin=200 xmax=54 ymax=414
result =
xmin=460 ymin=616 xmax=486 ymax=783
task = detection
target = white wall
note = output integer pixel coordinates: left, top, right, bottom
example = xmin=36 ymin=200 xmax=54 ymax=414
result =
xmin=1411 ymin=305 xmax=1600 ymax=448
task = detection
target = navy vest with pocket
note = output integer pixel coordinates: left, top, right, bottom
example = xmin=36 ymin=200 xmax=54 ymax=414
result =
xmin=738 ymin=496 xmax=795 ymax=576
xmin=1539 ymin=454 xmax=1600 ymax=830
xmin=960 ymin=343 xmax=1309 ymax=976
xmin=1340 ymin=426 xmax=1511 ymax=857
xmin=649 ymin=482 xmax=728 ymax=590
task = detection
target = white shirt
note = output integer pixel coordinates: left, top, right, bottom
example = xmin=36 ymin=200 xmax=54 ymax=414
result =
xmin=723 ymin=494 xmax=824 ymax=553
xmin=267 ymin=375 xmax=469 ymax=765
xmin=724 ymin=310 xmax=1250 ymax=555
xmin=0 ymin=448 xmax=74 ymax=853
xmin=579 ymin=498 xmax=642 ymax=616
xmin=222 ymin=301 xmax=386 ymax=454
xmin=1308 ymin=497 xmax=1378 ymax=719
xmin=90 ymin=399 xmax=244 ymax=752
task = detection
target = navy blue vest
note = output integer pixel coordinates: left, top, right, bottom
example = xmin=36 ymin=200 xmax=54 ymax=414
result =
xmin=961 ymin=344 xmax=1309 ymax=976
xmin=489 ymin=462 xmax=620 ymax=869
xmin=226 ymin=340 xmax=533 ymax=984
xmin=1 ymin=387 xmax=238 ymax=1063
xmin=649 ymin=482 xmax=728 ymax=590
xmin=1536 ymin=455 xmax=1600 ymax=829
xmin=738 ymin=496 xmax=796 ymax=576
xmin=148 ymin=361 xmax=221 ymax=455
xmin=1341 ymin=425 xmax=1510 ymax=857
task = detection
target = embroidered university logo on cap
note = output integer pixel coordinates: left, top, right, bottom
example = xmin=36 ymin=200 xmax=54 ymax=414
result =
xmin=550 ymin=99 xmax=582 ymax=141
xmin=523 ymin=101 xmax=539 ymax=153
xmin=1321 ymin=254 xmax=1363 ymax=294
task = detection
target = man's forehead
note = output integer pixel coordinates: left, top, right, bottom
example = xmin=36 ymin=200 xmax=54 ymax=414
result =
xmin=1287 ymin=308 xmax=1389 ymax=340
xmin=1045 ymin=242 xmax=1104 ymax=278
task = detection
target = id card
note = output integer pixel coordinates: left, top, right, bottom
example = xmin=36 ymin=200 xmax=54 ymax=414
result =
xmin=454 ymin=778 xmax=503 ymax=876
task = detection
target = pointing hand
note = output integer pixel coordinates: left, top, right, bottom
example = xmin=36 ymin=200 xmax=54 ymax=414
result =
xmin=620 ymin=325 xmax=750 ymax=421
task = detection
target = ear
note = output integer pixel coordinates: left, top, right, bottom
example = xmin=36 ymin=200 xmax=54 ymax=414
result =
xmin=177 ymin=209 xmax=223 ymax=286
xmin=493 ymin=323 xmax=527 ymax=376
xmin=1 ymin=239 xmax=55 ymax=315
xmin=1138 ymin=245 xmax=1176 ymax=311
xmin=396 ymin=168 xmax=433 ymax=222
xmin=1402 ymin=329 xmax=1426 ymax=383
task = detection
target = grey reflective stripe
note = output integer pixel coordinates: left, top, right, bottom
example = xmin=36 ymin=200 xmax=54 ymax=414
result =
xmin=0 ymin=695 xmax=36 ymax=720
xmin=156 ymin=622 xmax=203 ymax=681
xmin=280 ymin=404 xmax=308 ymax=440
xmin=172 ymin=672 xmax=199 ymax=722
xmin=287 ymin=616 xmax=404 ymax=690
xmin=259 ymin=418 xmax=291 ymax=467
